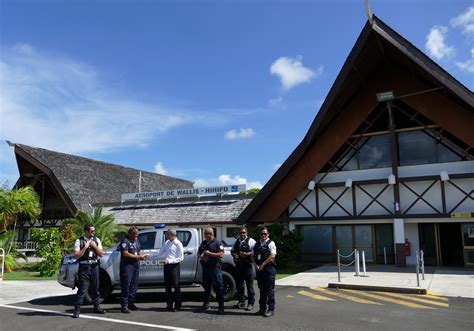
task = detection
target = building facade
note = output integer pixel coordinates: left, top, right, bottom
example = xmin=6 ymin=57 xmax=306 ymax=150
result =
xmin=237 ymin=16 xmax=473 ymax=267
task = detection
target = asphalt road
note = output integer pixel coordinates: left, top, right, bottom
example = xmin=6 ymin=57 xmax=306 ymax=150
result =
xmin=0 ymin=286 xmax=473 ymax=330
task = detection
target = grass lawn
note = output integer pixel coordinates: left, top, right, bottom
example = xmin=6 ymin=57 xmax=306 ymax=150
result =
xmin=276 ymin=264 xmax=320 ymax=280
xmin=3 ymin=262 xmax=57 ymax=281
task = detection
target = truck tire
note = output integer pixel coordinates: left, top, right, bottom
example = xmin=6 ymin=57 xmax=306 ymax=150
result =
xmin=84 ymin=271 xmax=112 ymax=304
xmin=211 ymin=270 xmax=236 ymax=301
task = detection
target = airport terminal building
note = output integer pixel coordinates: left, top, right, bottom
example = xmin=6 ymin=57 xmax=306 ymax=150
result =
xmin=237 ymin=17 xmax=473 ymax=267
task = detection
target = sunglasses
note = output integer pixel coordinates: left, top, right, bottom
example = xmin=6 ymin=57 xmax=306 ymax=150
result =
xmin=260 ymin=233 xmax=268 ymax=236
xmin=240 ymin=232 xmax=247 ymax=234
xmin=205 ymin=232 xmax=213 ymax=235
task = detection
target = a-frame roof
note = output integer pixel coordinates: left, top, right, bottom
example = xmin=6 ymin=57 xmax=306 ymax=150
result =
xmin=14 ymin=143 xmax=193 ymax=214
xmin=237 ymin=15 xmax=473 ymax=225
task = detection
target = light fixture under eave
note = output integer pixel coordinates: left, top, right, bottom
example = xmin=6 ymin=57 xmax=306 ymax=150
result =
xmin=440 ymin=171 xmax=450 ymax=181
xmin=345 ymin=178 xmax=353 ymax=188
xmin=388 ymin=174 xmax=396 ymax=185
xmin=307 ymin=180 xmax=316 ymax=190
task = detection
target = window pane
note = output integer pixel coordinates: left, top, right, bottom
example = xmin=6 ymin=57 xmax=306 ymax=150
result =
xmin=226 ymin=227 xmax=240 ymax=238
xmin=463 ymin=224 xmax=474 ymax=247
xmin=162 ymin=231 xmax=192 ymax=247
xmin=336 ymin=225 xmax=352 ymax=245
xmin=359 ymin=135 xmax=391 ymax=169
xmin=301 ymin=225 xmax=333 ymax=254
xmin=438 ymin=142 xmax=461 ymax=163
xmin=138 ymin=232 xmax=156 ymax=250
xmin=338 ymin=149 xmax=358 ymax=171
xmin=399 ymin=131 xmax=436 ymax=166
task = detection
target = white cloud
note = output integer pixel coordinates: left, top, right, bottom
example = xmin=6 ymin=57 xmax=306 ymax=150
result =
xmin=425 ymin=26 xmax=455 ymax=60
xmin=193 ymin=174 xmax=263 ymax=190
xmin=273 ymin=163 xmax=282 ymax=171
xmin=450 ymin=6 xmax=474 ymax=35
xmin=456 ymin=48 xmax=474 ymax=73
xmin=154 ymin=162 xmax=169 ymax=175
xmin=268 ymin=97 xmax=287 ymax=110
xmin=0 ymin=44 xmax=196 ymax=156
xmin=270 ymin=56 xmax=322 ymax=90
xmin=224 ymin=128 xmax=255 ymax=140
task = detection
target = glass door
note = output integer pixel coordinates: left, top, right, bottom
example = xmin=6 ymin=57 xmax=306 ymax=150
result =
xmin=355 ymin=225 xmax=373 ymax=262
xmin=335 ymin=225 xmax=353 ymax=263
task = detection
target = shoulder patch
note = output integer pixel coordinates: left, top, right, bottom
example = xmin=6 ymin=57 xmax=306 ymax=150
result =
xmin=122 ymin=243 xmax=127 ymax=248
xmin=219 ymin=245 xmax=224 ymax=250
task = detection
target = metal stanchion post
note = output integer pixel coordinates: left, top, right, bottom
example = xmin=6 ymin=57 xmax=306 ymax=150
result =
xmin=0 ymin=248 xmax=4 ymax=281
xmin=337 ymin=250 xmax=341 ymax=283
xmin=415 ymin=251 xmax=420 ymax=287
xmin=355 ymin=249 xmax=360 ymax=276
xmin=362 ymin=250 xmax=367 ymax=277
xmin=383 ymin=247 xmax=387 ymax=265
xmin=421 ymin=250 xmax=425 ymax=281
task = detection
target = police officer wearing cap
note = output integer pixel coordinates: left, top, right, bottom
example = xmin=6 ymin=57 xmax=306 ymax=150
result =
xmin=252 ymin=227 xmax=277 ymax=318
xmin=119 ymin=226 xmax=148 ymax=313
xmin=72 ymin=224 xmax=106 ymax=318
xmin=231 ymin=226 xmax=256 ymax=311
xmin=197 ymin=227 xmax=225 ymax=315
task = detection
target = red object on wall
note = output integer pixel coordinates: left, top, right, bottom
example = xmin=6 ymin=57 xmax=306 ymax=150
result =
xmin=405 ymin=238 xmax=411 ymax=256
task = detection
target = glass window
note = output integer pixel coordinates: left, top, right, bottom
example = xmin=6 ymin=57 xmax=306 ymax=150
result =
xmin=336 ymin=225 xmax=353 ymax=245
xmin=301 ymin=225 xmax=333 ymax=254
xmin=463 ymin=224 xmax=474 ymax=247
xmin=437 ymin=142 xmax=461 ymax=163
xmin=339 ymin=149 xmax=358 ymax=171
xmin=359 ymin=135 xmax=391 ymax=169
xmin=138 ymin=232 xmax=156 ymax=250
xmin=226 ymin=227 xmax=240 ymax=239
xmin=399 ymin=131 xmax=436 ymax=166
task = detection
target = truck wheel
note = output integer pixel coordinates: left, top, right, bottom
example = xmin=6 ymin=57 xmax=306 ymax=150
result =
xmin=84 ymin=271 xmax=112 ymax=304
xmin=211 ymin=270 xmax=236 ymax=301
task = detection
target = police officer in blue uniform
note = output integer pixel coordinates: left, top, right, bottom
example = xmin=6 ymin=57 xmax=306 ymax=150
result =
xmin=119 ymin=226 xmax=148 ymax=313
xmin=252 ymin=227 xmax=277 ymax=318
xmin=72 ymin=224 xmax=106 ymax=318
xmin=197 ymin=227 xmax=225 ymax=315
xmin=231 ymin=226 xmax=256 ymax=311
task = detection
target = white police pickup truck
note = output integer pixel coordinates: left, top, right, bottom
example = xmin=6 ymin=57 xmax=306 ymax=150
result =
xmin=57 ymin=225 xmax=237 ymax=303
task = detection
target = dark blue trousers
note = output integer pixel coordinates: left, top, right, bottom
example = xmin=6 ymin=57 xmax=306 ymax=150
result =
xmin=164 ymin=263 xmax=181 ymax=308
xmin=120 ymin=263 xmax=139 ymax=307
xmin=202 ymin=266 xmax=224 ymax=307
xmin=256 ymin=264 xmax=276 ymax=311
xmin=235 ymin=261 xmax=255 ymax=304
xmin=75 ymin=264 xmax=100 ymax=309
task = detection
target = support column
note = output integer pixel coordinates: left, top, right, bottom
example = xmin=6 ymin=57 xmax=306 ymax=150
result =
xmin=393 ymin=218 xmax=406 ymax=267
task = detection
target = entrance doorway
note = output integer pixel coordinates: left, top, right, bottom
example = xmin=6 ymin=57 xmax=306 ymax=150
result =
xmin=439 ymin=223 xmax=463 ymax=267
xmin=418 ymin=223 xmax=464 ymax=267
xmin=335 ymin=225 xmax=374 ymax=262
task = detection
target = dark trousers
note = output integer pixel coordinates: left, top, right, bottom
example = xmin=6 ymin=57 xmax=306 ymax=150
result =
xmin=120 ymin=263 xmax=139 ymax=307
xmin=235 ymin=261 xmax=255 ymax=304
xmin=164 ymin=263 xmax=181 ymax=308
xmin=74 ymin=264 xmax=100 ymax=309
xmin=256 ymin=264 xmax=276 ymax=311
xmin=202 ymin=266 xmax=224 ymax=307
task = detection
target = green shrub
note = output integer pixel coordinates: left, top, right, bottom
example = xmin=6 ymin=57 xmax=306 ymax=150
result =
xmin=31 ymin=228 xmax=62 ymax=277
xmin=248 ymin=223 xmax=302 ymax=268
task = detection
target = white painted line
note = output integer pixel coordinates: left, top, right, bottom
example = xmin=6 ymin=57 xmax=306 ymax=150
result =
xmin=0 ymin=304 xmax=195 ymax=331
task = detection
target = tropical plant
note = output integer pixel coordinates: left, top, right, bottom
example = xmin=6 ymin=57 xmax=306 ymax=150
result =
xmin=31 ymin=228 xmax=62 ymax=276
xmin=0 ymin=231 xmax=26 ymax=272
xmin=0 ymin=186 xmax=40 ymax=271
xmin=63 ymin=206 xmax=127 ymax=250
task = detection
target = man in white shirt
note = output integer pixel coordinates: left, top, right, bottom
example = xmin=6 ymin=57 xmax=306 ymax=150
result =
xmin=156 ymin=227 xmax=184 ymax=311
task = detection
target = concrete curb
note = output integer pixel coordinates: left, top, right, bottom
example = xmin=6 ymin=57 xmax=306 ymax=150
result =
xmin=327 ymin=282 xmax=428 ymax=294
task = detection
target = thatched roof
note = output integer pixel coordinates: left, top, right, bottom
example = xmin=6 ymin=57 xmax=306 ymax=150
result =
xmin=14 ymin=144 xmax=193 ymax=214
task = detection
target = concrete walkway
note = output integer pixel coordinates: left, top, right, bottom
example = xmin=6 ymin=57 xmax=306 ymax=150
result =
xmin=0 ymin=280 xmax=75 ymax=305
xmin=276 ymin=264 xmax=474 ymax=298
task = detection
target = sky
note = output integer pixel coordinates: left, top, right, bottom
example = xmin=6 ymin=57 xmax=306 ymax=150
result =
xmin=0 ymin=0 xmax=473 ymax=192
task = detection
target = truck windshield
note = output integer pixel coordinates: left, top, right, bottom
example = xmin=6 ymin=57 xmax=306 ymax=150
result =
xmin=138 ymin=232 xmax=156 ymax=250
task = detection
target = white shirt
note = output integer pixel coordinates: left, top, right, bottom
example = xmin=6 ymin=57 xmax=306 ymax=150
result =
xmin=74 ymin=236 xmax=103 ymax=252
xmin=259 ymin=239 xmax=277 ymax=255
xmin=155 ymin=238 xmax=184 ymax=264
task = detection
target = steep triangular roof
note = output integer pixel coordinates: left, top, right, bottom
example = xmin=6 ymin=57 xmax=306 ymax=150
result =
xmin=237 ymin=16 xmax=473 ymax=224
xmin=14 ymin=144 xmax=193 ymax=214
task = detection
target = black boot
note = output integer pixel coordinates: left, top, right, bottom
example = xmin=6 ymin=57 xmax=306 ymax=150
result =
xmin=93 ymin=306 xmax=106 ymax=314
xmin=72 ymin=308 xmax=80 ymax=318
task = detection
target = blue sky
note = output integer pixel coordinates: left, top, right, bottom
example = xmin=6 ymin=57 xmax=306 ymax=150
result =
xmin=1 ymin=0 xmax=473 ymax=190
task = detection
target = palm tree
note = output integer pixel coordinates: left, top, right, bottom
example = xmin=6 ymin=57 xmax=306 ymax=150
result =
xmin=63 ymin=206 xmax=127 ymax=249
xmin=0 ymin=186 xmax=40 ymax=271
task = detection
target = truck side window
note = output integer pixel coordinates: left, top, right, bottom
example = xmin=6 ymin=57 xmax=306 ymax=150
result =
xmin=162 ymin=231 xmax=191 ymax=247
xmin=138 ymin=232 xmax=156 ymax=250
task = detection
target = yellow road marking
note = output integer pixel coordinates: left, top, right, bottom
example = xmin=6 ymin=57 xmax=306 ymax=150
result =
xmin=342 ymin=290 xmax=435 ymax=309
xmin=375 ymin=292 xmax=449 ymax=308
xmin=311 ymin=287 xmax=383 ymax=305
xmin=298 ymin=290 xmax=336 ymax=301
xmin=427 ymin=294 xmax=450 ymax=302
xmin=287 ymin=295 xmax=295 ymax=298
